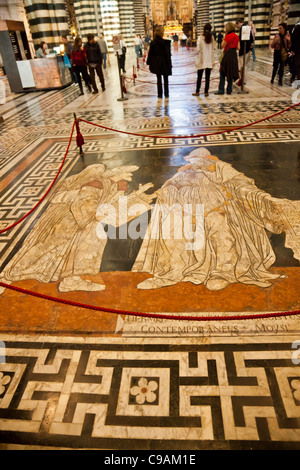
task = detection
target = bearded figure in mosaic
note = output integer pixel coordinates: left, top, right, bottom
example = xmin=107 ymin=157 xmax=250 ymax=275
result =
xmin=133 ymin=148 xmax=300 ymax=291
xmin=0 ymin=164 xmax=155 ymax=293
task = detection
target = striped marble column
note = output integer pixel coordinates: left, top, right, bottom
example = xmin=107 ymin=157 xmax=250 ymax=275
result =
xmin=118 ymin=0 xmax=135 ymax=46
xmin=99 ymin=0 xmax=121 ymax=50
xmin=196 ymin=0 xmax=210 ymax=36
xmin=74 ymin=0 xmax=139 ymax=50
xmin=133 ymin=0 xmax=144 ymax=36
xmin=23 ymin=0 xmax=70 ymax=49
xmin=245 ymin=0 xmax=272 ymax=47
xmin=287 ymin=0 xmax=300 ymax=27
xmin=269 ymin=0 xmax=289 ymax=40
xmin=209 ymin=0 xmax=225 ymax=34
xmin=74 ymin=0 xmax=99 ymax=39
xmin=223 ymin=0 xmax=245 ymax=25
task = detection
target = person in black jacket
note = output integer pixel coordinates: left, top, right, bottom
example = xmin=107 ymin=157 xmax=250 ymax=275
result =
xmin=147 ymin=26 xmax=172 ymax=98
xmin=85 ymin=34 xmax=105 ymax=94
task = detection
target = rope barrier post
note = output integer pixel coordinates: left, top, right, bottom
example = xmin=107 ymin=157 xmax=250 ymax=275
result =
xmin=117 ymin=52 xmax=128 ymax=102
xmin=74 ymin=113 xmax=84 ymax=156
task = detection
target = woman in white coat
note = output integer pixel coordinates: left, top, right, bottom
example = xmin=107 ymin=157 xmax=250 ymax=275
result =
xmin=193 ymin=23 xmax=214 ymax=97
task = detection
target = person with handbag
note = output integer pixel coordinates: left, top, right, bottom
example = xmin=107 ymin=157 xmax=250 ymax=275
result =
xmin=215 ymin=22 xmax=240 ymax=95
xmin=270 ymin=23 xmax=291 ymax=86
xmin=146 ymin=25 xmax=172 ymax=99
xmin=192 ymin=23 xmax=214 ymax=97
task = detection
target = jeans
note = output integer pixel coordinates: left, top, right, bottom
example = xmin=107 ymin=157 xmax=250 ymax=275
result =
xmin=218 ymin=69 xmax=233 ymax=94
xmin=156 ymin=74 xmax=169 ymax=97
xmin=196 ymin=68 xmax=212 ymax=93
xmin=135 ymin=45 xmax=142 ymax=58
xmin=102 ymin=52 xmax=107 ymax=69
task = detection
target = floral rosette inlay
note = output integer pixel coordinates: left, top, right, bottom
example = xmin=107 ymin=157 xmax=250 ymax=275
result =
xmin=130 ymin=378 xmax=158 ymax=405
xmin=0 ymin=372 xmax=11 ymax=396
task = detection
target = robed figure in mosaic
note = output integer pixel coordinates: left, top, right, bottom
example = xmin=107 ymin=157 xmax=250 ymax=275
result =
xmin=0 ymin=164 xmax=155 ymax=293
xmin=133 ymin=148 xmax=300 ymax=291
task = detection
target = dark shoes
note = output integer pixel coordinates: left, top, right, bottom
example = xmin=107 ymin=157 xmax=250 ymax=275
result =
xmin=192 ymin=92 xmax=199 ymax=96
xmin=214 ymin=91 xmax=224 ymax=95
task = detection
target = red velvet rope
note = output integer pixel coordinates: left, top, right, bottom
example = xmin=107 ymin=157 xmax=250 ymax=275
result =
xmin=124 ymin=76 xmax=199 ymax=85
xmin=78 ymin=102 xmax=300 ymax=139
xmin=0 ymin=281 xmax=299 ymax=321
xmin=0 ymin=121 xmax=76 ymax=235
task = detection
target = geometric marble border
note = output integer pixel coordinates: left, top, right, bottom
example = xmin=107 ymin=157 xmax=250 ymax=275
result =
xmin=0 ymin=335 xmax=300 ymax=449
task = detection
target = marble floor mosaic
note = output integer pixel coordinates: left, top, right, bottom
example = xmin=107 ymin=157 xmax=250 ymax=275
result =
xmin=0 ymin=46 xmax=300 ymax=450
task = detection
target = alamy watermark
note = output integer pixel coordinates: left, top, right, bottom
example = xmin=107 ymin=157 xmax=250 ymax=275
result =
xmin=0 ymin=341 xmax=6 ymax=364
xmin=292 ymin=80 xmax=300 ymax=105
xmin=96 ymin=197 xmax=205 ymax=250
xmin=292 ymin=340 xmax=300 ymax=365
xmin=0 ymin=79 xmax=5 ymax=105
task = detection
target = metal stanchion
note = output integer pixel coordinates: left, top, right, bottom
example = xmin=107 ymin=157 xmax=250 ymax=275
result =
xmin=117 ymin=53 xmax=128 ymax=102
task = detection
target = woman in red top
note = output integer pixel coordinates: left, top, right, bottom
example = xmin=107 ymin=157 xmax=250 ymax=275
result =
xmin=71 ymin=37 xmax=92 ymax=95
xmin=215 ymin=22 xmax=240 ymax=95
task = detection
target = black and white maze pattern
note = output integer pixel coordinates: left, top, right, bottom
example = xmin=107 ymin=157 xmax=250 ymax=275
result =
xmin=0 ymin=338 xmax=300 ymax=449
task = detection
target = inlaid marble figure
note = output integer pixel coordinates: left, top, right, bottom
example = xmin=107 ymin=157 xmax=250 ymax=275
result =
xmin=133 ymin=148 xmax=300 ymax=291
xmin=0 ymin=164 xmax=155 ymax=293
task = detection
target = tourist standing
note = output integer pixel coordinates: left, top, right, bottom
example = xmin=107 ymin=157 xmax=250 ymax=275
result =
xmin=270 ymin=23 xmax=291 ymax=86
xmin=193 ymin=23 xmax=214 ymax=97
xmin=71 ymin=37 xmax=92 ymax=95
xmin=215 ymin=22 xmax=240 ymax=95
xmin=146 ymin=25 xmax=172 ymax=98
xmin=98 ymin=34 xmax=108 ymax=69
xmin=217 ymin=32 xmax=223 ymax=49
xmin=236 ymin=19 xmax=253 ymax=86
xmin=134 ymin=34 xmax=143 ymax=58
xmin=85 ymin=34 xmax=105 ymax=93
xmin=61 ymin=35 xmax=73 ymax=59
xmin=173 ymin=33 xmax=179 ymax=52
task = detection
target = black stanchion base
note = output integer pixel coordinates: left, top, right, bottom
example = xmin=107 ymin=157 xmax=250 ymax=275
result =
xmin=117 ymin=97 xmax=129 ymax=101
